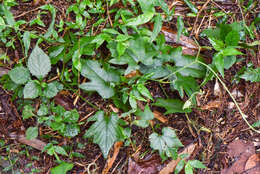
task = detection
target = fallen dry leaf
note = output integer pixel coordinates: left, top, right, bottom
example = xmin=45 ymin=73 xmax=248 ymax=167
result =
xmin=221 ymin=139 xmax=256 ymax=174
xmin=245 ymin=153 xmax=260 ymax=173
xmin=125 ymin=70 xmax=141 ymax=79
xmin=153 ymin=110 xmax=168 ymax=123
xmin=201 ymin=100 xmax=222 ymax=110
xmin=9 ymin=133 xmax=46 ymax=151
xmin=102 ymin=141 xmax=123 ymax=174
xmin=128 ymin=154 xmax=164 ymax=174
xmin=159 ymin=143 xmax=197 ymax=174
xmin=54 ymin=94 xmax=74 ymax=111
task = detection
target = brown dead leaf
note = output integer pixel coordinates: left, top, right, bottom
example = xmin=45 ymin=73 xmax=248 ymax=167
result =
xmin=128 ymin=154 xmax=164 ymax=174
xmin=102 ymin=141 xmax=123 ymax=174
xmin=159 ymin=143 xmax=197 ymax=174
xmin=201 ymin=100 xmax=222 ymax=110
xmin=125 ymin=70 xmax=141 ymax=79
xmin=9 ymin=133 xmax=46 ymax=151
xmin=153 ymin=110 xmax=168 ymax=123
xmin=161 ymin=27 xmax=198 ymax=49
xmin=245 ymin=153 xmax=260 ymax=173
xmin=54 ymin=94 xmax=74 ymax=111
xmin=221 ymin=139 xmax=256 ymax=174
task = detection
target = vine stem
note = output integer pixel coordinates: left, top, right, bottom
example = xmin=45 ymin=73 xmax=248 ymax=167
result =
xmin=197 ymin=60 xmax=260 ymax=134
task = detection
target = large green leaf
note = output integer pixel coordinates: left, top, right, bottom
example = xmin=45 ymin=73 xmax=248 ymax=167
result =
xmin=171 ymin=73 xmax=199 ymax=103
xmin=23 ymin=81 xmax=40 ymax=99
xmin=26 ymin=127 xmax=38 ymax=140
xmin=28 ymin=46 xmax=51 ymax=79
xmin=153 ymin=98 xmax=192 ymax=114
xmin=149 ymin=127 xmax=183 ymax=158
xmin=79 ymin=60 xmax=120 ymax=99
xmin=8 ymin=66 xmax=30 ymax=85
xmin=84 ymin=111 xmax=122 ymax=158
xmin=225 ymin=30 xmax=240 ymax=46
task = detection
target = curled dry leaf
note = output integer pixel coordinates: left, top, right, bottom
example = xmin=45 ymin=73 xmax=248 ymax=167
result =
xmin=159 ymin=143 xmax=197 ymax=174
xmin=245 ymin=153 xmax=260 ymax=174
xmin=201 ymin=100 xmax=222 ymax=110
xmin=102 ymin=141 xmax=123 ymax=174
xmin=153 ymin=110 xmax=168 ymax=123
xmin=125 ymin=70 xmax=141 ymax=79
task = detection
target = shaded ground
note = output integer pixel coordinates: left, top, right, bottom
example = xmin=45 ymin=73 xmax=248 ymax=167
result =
xmin=0 ymin=0 xmax=260 ymax=173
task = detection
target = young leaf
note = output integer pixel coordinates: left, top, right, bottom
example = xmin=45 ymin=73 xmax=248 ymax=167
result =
xmin=133 ymin=104 xmax=154 ymax=128
xmin=137 ymin=84 xmax=153 ymax=100
xmin=51 ymin=162 xmax=74 ymax=174
xmin=174 ymin=160 xmax=185 ymax=174
xmin=213 ymin=52 xmax=224 ymax=77
xmin=153 ymin=98 xmax=192 ymax=114
xmin=184 ymin=163 xmax=193 ymax=174
xmin=208 ymin=37 xmax=224 ymax=51
xmin=225 ymin=30 xmax=240 ymax=46
xmin=23 ymin=81 xmax=40 ymax=99
xmin=240 ymin=67 xmax=260 ymax=82
xmin=183 ymin=0 xmax=198 ymax=14
xmin=8 ymin=66 xmax=30 ymax=84
xmin=28 ymin=46 xmax=51 ymax=79
xmin=63 ymin=124 xmax=80 ymax=137
xmin=43 ymin=82 xmax=59 ymax=98
xmin=53 ymin=146 xmax=68 ymax=156
xmin=126 ymin=12 xmax=154 ymax=26
xmin=23 ymin=31 xmax=31 ymax=57
xmin=150 ymin=14 xmax=162 ymax=42
xmin=149 ymin=127 xmax=183 ymax=158
xmin=222 ymin=47 xmax=243 ymax=57
xmin=26 ymin=127 xmax=38 ymax=140
xmin=84 ymin=111 xmax=122 ymax=158
xmin=188 ymin=160 xmax=206 ymax=169
xmin=22 ymin=105 xmax=35 ymax=119
xmin=177 ymin=16 xmax=184 ymax=42
xmin=79 ymin=60 xmax=120 ymax=99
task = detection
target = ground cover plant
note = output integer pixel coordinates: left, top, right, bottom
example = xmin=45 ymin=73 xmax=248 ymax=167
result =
xmin=0 ymin=0 xmax=259 ymax=173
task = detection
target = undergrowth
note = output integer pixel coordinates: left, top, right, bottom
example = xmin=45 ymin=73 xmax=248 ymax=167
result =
xmin=0 ymin=0 xmax=259 ymax=173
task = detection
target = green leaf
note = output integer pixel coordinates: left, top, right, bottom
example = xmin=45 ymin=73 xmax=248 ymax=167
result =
xmin=84 ymin=111 xmax=122 ymax=158
xmin=150 ymin=14 xmax=162 ymax=42
xmin=137 ymin=84 xmax=153 ymax=100
xmin=64 ymin=110 xmax=80 ymax=123
xmin=53 ymin=146 xmax=68 ymax=156
xmin=51 ymin=162 xmax=73 ymax=174
xmin=184 ymin=163 xmax=193 ymax=174
xmin=23 ymin=31 xmax=31 ymax=57
xmin=183 ymin=0 xmax=198 ymax=14
xmin=170 ymin=47 xmax=205 ymax=78
xmin=8 ymin=66 xmax=30 ymax=85
xmin=23 ymin=81 xmax=40 ymax=99
xmin=222 ymin=47 xmax=243 ymax=57
xmin=177 ymin=16 xmax=184 ymax=42
xmin=225 ymin=30 xmax=240 ymax=46
xmin=28 ymin=46 xmax=51 ymax=79
xmin=43 ymin=82 xmax=59 ymax=98
xmin=64 ymin=124 xmax=80 ymax=137
xmin=213 ymin=52 xmax=224 ymax=77
xmin=153 ymin=98 xmax=192 ymax=114
xmin=208 ymin=37 xmax=224 ymax=51
xmin=1 ymin=5 xmax=15 ymax=26
xmin=133 ymin=104 xmax=154 ymax=128
xmin=175 ymin=160 xmax=185 ymax=174
xmin=224 ymin=56 xmax=236 ymax=69
xmin=171 ymin=73 xmax=199 ymax=102
xmin=240 ymin=67 xmax=260 ymax=82
xmin=117 ymin=42 xmax=127 ymax=57
xmin=79 ymin=60 xmax=120 ymax=99
xmin=188 ymin=160 xmax=206 ymax=169
xmin=149 ymin=127 xmax=183 ymax=158
xmin=126 ymin=12 xmax=154 ymax=26
xmin=37 ymin=104 xmax=48 ymax=116
xmin=26 ymin=127 xmax=38 ymax=140
xmin=22 ymin=105 xmax=35 ymax=119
